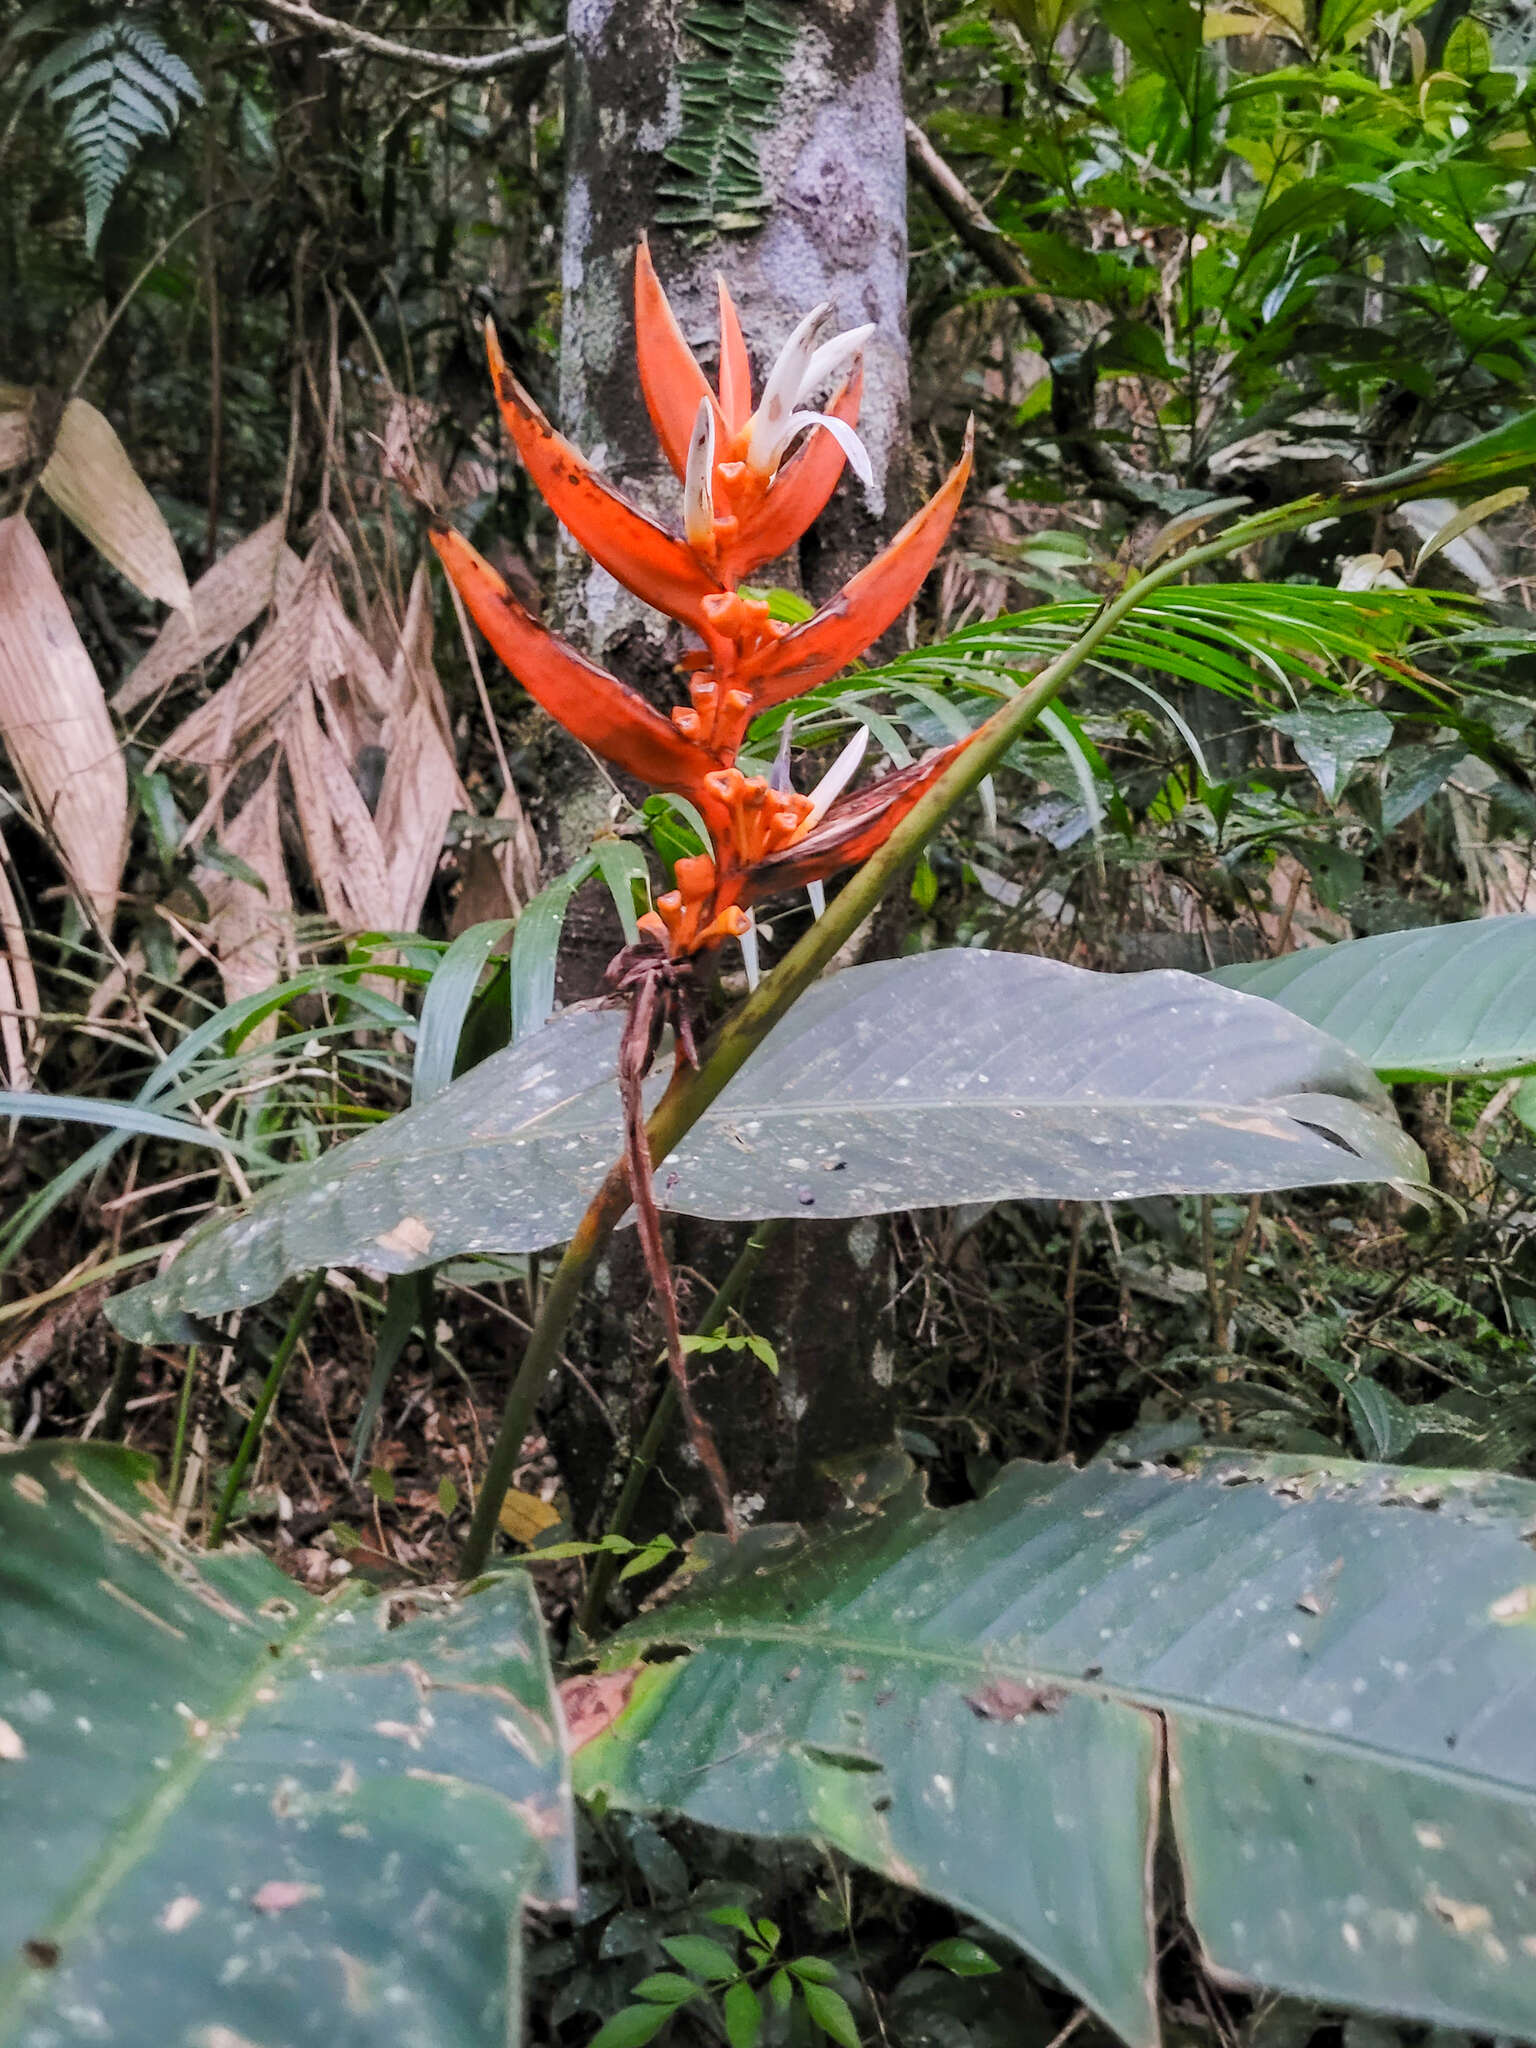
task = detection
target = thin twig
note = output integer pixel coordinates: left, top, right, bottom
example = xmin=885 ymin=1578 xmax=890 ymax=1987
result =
xmin=242 ymin=0 xmax=563 ymax=79
xmin=167 ymin=1347 xmax=199 ymax=1503
xmin=446 ymin=581 xmax=517 ymax=800
xmin=617 ymin=984 xmax=736 ymax=1540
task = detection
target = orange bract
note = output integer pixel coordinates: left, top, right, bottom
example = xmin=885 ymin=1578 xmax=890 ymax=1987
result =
xmin=431 ymin=241 xmax=974 ymax=962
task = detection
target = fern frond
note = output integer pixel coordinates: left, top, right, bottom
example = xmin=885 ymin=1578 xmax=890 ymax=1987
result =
xmin=656 ymin=0 xmax=797 ymax=242
xmin=27 ymin=16 xmax=202 ymax=251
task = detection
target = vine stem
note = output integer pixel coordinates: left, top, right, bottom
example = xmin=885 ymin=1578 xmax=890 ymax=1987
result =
xmin=455 ymin=438 xmax=1522 ymax=1581
xmin=208 ymin=1272 xmax=323 ymax=1547
xmin=576 ymin=1218 xmax=787 ymax=1637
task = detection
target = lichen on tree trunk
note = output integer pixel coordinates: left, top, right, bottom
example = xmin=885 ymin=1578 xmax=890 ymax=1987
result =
xmin=549 ymin=0 xmax=910 ymax=1526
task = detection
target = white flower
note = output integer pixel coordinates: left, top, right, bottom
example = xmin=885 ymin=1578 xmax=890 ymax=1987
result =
xmin=683 ymin=398 xmax=717 ymax=549
xmin=744 ymin=306 xmax=876 ymax=484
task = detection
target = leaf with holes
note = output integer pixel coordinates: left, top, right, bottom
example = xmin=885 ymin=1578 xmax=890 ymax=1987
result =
xmin=1212 ymin=916 xmax=1536 ymax=1079
xmin=108 ymin=950 xmax=1422 ymax=1340
xmin=0 ymin=1442 xmax=574 ymax=2045
xmin=573 ymin=1453 xmax=1536 ymax=2048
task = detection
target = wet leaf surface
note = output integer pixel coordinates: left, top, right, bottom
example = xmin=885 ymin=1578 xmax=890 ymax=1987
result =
xmin=1213 ymin=915 xmax=1536 ymax=1079
xmin=0 ymin=1443 xmax=574 ymax=2047
xmin=576 ymin=1454 xmax=1536 ymax=2046
xmin=113 ymin=952 xmax=1422 ymax=1341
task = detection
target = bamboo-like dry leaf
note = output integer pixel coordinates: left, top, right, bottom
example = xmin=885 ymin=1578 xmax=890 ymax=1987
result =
xmin=373 ymin=562 xmax=468 ymax=930
xmin=375 ymin=696 xmax=463 ymax=931
xmin=115 ymin=518 xmax=303 ymax=716
xmin=0 ymin=516 xmax=128 ymax=926
xmin=0 ymin=832 xmax=38 ymax=1090
xmin=167 ymin=551 xmax=336 ymax=768
xmin=38 ymin=399 xmax=192 ymax=616
xmin=281 ymin=688 xmax=393 ymax=931
xmin=160 ymin=549 xmax=391 ymax=772
xmin=196 ymin=768 xmax=294 ymax=1011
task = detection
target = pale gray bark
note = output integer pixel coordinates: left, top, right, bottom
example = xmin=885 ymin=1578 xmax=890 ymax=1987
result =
xmin=558 ymin=0 xmax=910 ymax=673
xmin=550 ymin=0 xmax=909 ymax=1525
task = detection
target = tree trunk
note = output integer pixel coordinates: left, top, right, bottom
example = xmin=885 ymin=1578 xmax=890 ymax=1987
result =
xmin=549 ymin=0 xmax=910 ymax=1528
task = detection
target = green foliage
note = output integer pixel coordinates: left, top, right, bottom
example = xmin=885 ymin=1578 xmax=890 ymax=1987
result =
xmin=1213 ymin=914 xmax=1536 ymax=1078
xmin=23 ymin=14 xmax=201 ymax=251
xmin=915 ymin=0 xmax=1536 ymax=497
xmin=0 ymin=1439 xmax=574 ymax=2043
xmin=656 ymin=0 xmax=798 ymax=239
xmin=106 ymin=950 xmax=1422 ymax=1342
xmin=576 ymin=1452 xmax=1536 ymax=2044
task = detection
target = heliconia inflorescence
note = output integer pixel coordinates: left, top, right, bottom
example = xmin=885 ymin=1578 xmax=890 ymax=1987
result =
xmin=430 ymin=241 xmax=974 ymax=973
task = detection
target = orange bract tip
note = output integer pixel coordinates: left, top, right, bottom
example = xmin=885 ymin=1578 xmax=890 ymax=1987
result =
xmin=740 ymin=422 xmax=974 ymax=712
xmin=634 ymin=241 xmax=722 ymax=481
xmin=482 ymin=336 xmax=724 ymax=632
xmin=716 ymin=275 xmax=752 ymax=434
xmin=428 ymin=523 xmax=717 ymax=798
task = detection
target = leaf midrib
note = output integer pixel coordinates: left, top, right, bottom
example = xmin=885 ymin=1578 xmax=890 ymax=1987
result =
xmin=607 ymin=1618 xmax=1535 ymax=1804
xmin=253 ymin=1093 xmax=1384 ymax=1186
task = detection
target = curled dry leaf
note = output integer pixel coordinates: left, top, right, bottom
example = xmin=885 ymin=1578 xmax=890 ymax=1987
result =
xmin=38 ymin=398 xmax=192 ymax=617
xmin=115 ymin=516 xmax=303 ymax=717
xmin=0 ymin=516 xmax=128 ymax=927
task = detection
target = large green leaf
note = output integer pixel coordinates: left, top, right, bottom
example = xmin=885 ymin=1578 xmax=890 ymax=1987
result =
xmin=110 ymin=952 xmax=1422 ymax=1341
xmin=0 ymin=1442 xmax=574 ymax=2046
xmin=1212 ymin=916 xmax=1536 ymax=1079
xmin=573 ymin=1453 xmax=1536 ymax=2048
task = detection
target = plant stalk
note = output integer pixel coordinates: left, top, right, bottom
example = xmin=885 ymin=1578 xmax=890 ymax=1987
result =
xmin=456 ymin=448 xmax=1522 ymax=1580
xmin=167 ymin=1346 xmax=199 ymax=1504
xmin=208 ymin=1271 xmax=323 ymax=1547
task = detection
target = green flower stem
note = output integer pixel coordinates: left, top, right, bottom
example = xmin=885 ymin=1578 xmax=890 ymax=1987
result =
xmin=576 ymin=1218 xmax=787 ymax=1637
xmin=208 ymin=1271 xmax=324 ymax=1548
xmin=167 ymin=1345 xmax=199 ymax=1505
xmin=456 ymin=435 xmax=1532 ymax=1582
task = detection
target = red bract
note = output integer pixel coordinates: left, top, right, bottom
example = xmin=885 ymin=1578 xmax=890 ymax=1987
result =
xmin=430 ymin=242 xmax=974 ymax=964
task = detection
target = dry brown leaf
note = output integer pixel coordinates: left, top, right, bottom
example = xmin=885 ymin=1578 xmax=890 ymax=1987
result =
xmin=497 ymin=1488 xmax=561 ymax=1544
xmin=160 ymin=552 xmax=331 ymax=769
xmin=280 ymin=688 xmax=393 ymax=931
xmin=0 ymin=409 xmax=31 ymax=472
xmin=195 ymin=768 xmax=294 ymax=1011
xmin=372 ymin=564 xmax=468 ymax=930
xmin=0 ymin=515 xmax=127 ymax=926
xmin=38 ymin=398 xmax=192 ymax=616
xmin=160 ymin=548 xmax=391 ymax=774
xmin=0 ymin=833 xmax=39 ymax=1089
xmin=375 ymin=695 xmax=462 ymax=931
xmin=115 ymin=518 xmax=303 ymax=716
